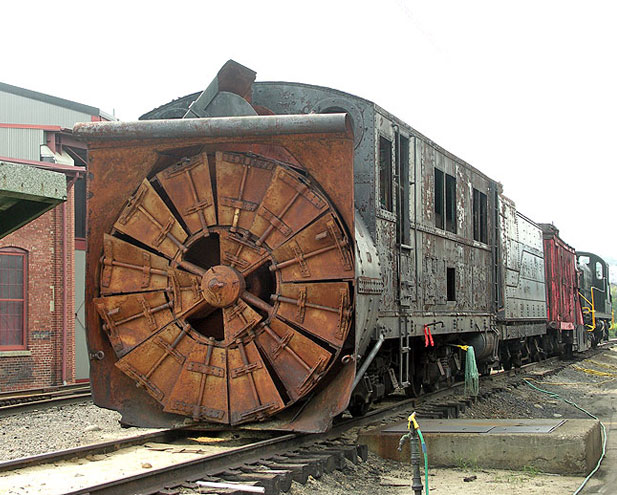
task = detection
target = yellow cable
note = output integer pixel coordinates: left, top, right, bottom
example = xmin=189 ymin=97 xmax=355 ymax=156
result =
xmin=585 ymin=359 xmax=617 ymax=371
xmin=572 ymin=365 xmax=616 ymax=377
xmin=527 ymin=377 xmax=616 ymax=387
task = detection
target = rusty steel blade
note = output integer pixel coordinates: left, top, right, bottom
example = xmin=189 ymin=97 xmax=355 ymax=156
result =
xmin=271 ymin=281 xmax=352 ymax=349
xmin=255 ymin=318 xmax=332 ymax=402
xmin=93 ymin=291 xmax=175 ymax=357
xmin=100 ymin=234 xmax=171 ymax=295
xmin=228 ymin=339 xmax=285 ymax=425
xmin=219 ymin=230 xmax=269 ymax=276
xmin=222 ymin=300 xmax=262 ymax=344
xmin=270 ymin=214 xmax=353 ymax=282
xmin=248 ymin=166 xmax=328 ymax=250
xmin=164 ymin=338 xmax=229 ymax=423
xmin=215 ymin=152 xmax=275 ymax=233
xmin=113 ymin=179 xmax=188 ymax=259
xmin=168 ymin=268 xmax=207 ymax=318
xmin=156 ymin=152 xmax=217 ymax=235
xmin=115 ymin=322 xmax=195 ymax=404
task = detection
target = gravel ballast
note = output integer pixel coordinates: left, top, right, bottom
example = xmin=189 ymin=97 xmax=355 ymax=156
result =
xmin=0 ymin=402 xmax=159 ymax=461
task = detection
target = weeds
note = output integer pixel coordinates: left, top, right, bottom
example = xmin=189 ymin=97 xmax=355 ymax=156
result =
xmin=522 ymin=465 xmax=542 ymax=476
xmin=455 ymin=456 xmax=479 ymax=472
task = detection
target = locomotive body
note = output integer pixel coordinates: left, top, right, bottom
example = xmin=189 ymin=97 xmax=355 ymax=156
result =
xmin=577 ymin=251 xmax=613 ymax=342
xmin=251 ymin=80 xmax=502 ymax=405
xmin=76 ymin=61 xmax=606 ymax=430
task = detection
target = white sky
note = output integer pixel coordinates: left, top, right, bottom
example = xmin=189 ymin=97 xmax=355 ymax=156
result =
xmin=3 ymin=0 xmax=616 ymax=269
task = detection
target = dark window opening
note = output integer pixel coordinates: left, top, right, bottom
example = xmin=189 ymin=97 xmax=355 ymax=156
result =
xmin=74 ymin=175 xmax=87 ymax=240
xmin=434 ymin=168 xmax=444 ymax=229
xmin=0 ymin=249 xmax=26 ymax=348
xmin=447 ymin=267 xmax=456 ymax=301
xmin=445 ymin=174 xmax=457 ymax=234
xmin=395 ymin=133 xmax=411 ymax=244
xmin=473 ymin=188 xmax=488 ymax=243
xmin=66 ymin=146 xmax=88 ymax=244
xmin=379 ymin=136 xmax=393 ymax=212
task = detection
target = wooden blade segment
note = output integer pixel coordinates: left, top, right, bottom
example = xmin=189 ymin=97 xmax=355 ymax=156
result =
xmin=270 ymin=214 xmax=354 ymax=282
xmin=93 ymin=290 xmax=174 ymax=357
xmin=255 ymin=318 xmax=332 ymax=402
xmin=248 ymin=166 xmax=328 ymax=250
xmin=100 ymin=234 xmax=171 ymax=295
xmin=115 ymin=322 xmax=195 ymax=404
xmin=228 ymin=339 xmax=285 ymax=425
xmin=215 ymin=152 xmax=275 ymax=233
xmin=156 ymin=152 xmax=217 ymax=235
xmin=113 ymin=179 xmax=188 ymax=259
xmin=164 ymin=338 xmax=229 ymax=423
xmin=271 ymin=281 xmax=352 ymax=349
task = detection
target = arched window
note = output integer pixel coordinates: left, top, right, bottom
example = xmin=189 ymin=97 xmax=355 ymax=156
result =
xmin=0 ymin=248 xmax=27 ymax=349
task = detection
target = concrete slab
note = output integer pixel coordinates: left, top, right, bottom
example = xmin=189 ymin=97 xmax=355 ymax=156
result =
xmin=358 ymin=418 xmax=602 ymax=475
xmin=0 ymin=160 xmax=67 ymax=239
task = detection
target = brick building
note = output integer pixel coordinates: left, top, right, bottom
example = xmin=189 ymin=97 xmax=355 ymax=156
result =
xmin=0 ymin=82 xmax=112 ymax=390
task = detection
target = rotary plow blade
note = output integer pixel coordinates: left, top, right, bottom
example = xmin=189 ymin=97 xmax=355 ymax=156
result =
xmin=76 ymin=113 xmax=356 ymax=431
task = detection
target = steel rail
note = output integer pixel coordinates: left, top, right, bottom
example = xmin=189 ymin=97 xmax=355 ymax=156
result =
xmin=0 ymin=383 xmax=92 ymax=416
xmin=57 ymin=354 xmax=574 ymax=495
xmin=0 ymin=429 xmax=188 ymax=473
xmin=8 ymin=340 xmax=614 ymax=495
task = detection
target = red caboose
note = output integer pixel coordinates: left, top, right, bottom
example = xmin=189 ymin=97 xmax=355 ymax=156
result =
xmin=539 ymin=224 xmax=586 ymax=355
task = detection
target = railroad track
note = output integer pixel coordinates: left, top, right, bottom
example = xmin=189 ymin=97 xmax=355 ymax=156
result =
xmin=0 ymin=383 xmax=91 ymax=415
xmin=3 ymin=341 xmax=613 ymax=495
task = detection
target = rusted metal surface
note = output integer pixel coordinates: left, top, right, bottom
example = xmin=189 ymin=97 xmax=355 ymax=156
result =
xmin=541 ymin=224 xmax=582 ymax=330
xmin=273 ymin=282 xmax=351 ymax=348
xmin=73 ymin=113 xmax=350 ymax=141
xmin=156 ymin=152 xmax=217 ymax=235
xmin=81 ymin=106 xmax=355 ymax=430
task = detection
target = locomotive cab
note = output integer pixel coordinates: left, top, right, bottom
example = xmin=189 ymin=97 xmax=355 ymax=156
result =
xmin=577 ymin=251 xmax=612 ymax=343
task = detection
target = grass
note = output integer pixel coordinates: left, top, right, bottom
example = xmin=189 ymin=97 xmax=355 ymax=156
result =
xmin=522 ymin=464 xmax=542 ymax=476
xmin=455 ymin=456 xmax=479 ymax=472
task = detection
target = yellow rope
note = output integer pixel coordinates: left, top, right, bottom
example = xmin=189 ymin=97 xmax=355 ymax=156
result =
xmin=584 ymin=359 xmax=617 ymax=371
xmin=527 ymin=376 xmax=616 ymax=386
xmin=572 ymin=365 xmax=617 ymax=377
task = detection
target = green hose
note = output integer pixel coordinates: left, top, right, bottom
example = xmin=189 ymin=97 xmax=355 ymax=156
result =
xmin=464 ymin=346 xmax=479 ymax=397
xmin=417 ymin=428 xmax=429 ymax=494
xmin=523 ymin=379 xmax=607 ymax=495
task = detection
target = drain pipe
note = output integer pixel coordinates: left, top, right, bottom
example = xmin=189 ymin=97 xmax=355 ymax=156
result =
xmin=62 ymin=175 xmax=78 ymax=385
xmin=352 ymin=331 xmax=386 ymax=391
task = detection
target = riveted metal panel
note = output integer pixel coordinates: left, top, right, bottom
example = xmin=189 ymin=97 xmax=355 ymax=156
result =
xmin=500 ymin=196 xmax=547 ymax=321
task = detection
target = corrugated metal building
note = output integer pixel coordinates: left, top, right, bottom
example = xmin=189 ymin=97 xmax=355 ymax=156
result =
xmin=0 ymin=81 xmax=112 ymax=389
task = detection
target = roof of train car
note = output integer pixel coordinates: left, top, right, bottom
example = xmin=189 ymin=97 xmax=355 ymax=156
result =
xmin=140 ymin=77 xmax=502 ymax=190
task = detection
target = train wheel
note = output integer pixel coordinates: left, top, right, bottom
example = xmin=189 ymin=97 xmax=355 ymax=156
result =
xmin=94 ymin=151 xmax=354 ymax=425
xmin=348 ymin=395 xmax=372 ymax=417
xmin=404 ymin=373 xmax=423 ymax=398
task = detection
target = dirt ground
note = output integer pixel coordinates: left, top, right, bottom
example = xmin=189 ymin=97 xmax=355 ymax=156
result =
xmin=289 ymin=345 xmax=617 ymax=495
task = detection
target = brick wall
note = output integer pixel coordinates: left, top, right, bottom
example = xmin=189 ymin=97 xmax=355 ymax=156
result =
xmin=0 ymin=185 xmax=75 ymax=391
